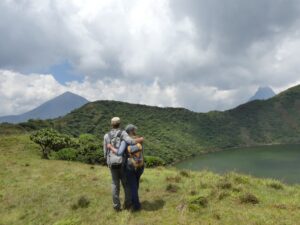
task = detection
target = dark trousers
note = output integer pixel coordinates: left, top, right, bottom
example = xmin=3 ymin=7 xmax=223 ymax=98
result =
xmin=125 ymin=166 xmax=144 ymax=210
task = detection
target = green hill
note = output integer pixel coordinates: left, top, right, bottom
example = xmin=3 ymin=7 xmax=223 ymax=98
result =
xmin=3 ymin=84 xmax=300 ymax=163
xmin=1 ymin=135 xmax=300 ymax=225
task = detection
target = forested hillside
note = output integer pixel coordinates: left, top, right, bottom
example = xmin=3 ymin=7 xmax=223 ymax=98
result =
xmin=2 ymin=84 xmax=300 ymax=163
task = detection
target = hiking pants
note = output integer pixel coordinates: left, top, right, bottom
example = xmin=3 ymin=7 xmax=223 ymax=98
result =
xmin=110 ymin=165 xmax=131 ymax=209
xmin=126 ymin=167 xmax=144 ymax=210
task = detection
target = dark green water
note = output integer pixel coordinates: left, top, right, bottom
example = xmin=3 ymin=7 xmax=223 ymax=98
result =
xmin=175 ymin=144 xmax=300 ymax=184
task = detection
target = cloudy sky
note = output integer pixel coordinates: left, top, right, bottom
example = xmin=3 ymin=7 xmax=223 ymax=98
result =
xmin=1 ymin=0 xmax=300 ymax=116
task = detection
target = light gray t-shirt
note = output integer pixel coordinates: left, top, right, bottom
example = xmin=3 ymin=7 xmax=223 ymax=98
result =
xmin=103 ymin=129 xmax=136 ymax=158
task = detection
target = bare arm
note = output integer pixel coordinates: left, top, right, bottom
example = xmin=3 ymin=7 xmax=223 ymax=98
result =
xmin=134 ymin=137 xmax=144 ymax=144
xmin=107 ymin=143 xmax=118 ymax=154
xmin=121 ymin=131 xmax=144 ymax=144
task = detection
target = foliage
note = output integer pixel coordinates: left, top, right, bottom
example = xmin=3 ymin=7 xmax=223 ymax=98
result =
xmin=179 ymin=170 xmax=190 ymax=177
xmin=0 ymin=123 xmax=27 ymax=136
xmin=188 ymin=195 xmax=209 ymax=209
xmin=144 ymin=156 xmax=165 ymax=167
xmin=30 ymin=128 xmax=75 ymax=159
xmin=29 ymin=129 xmax=106 ymax=164
xmin=266 ymin=181 xmax=284 ymax=190
xmin=4 ymin=84 xmax=300 ymax=164
xmin=166 ymin=184 xmax=179 ymax=193
xmin=52 ymin=148 xmax=78 ymax=161
xmin=71 ymin=196 xmax=90 ymax=210
xmin=76 ymin=134 xmax=105 ymax=165
xmin=239 ymin=193 xmax=260 ymax=204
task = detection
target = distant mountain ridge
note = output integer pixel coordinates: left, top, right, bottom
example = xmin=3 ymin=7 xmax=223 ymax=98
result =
xmin=249 ymin=86 xmax=276 ymax=101
xmin=8 ymin=83 xmax=300 ymax=164
xmin=0 ymin=92 xmax=89 ymax=123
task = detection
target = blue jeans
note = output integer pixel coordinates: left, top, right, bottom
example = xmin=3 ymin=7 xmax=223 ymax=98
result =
xmin=125 ymin=166 xmax=144 ymax=210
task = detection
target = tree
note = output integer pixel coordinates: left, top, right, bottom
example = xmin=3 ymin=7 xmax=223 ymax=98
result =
xmin=30 ymin=128 xmax=75 ymax=159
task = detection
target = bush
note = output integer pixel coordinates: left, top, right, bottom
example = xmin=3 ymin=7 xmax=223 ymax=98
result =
xmin=166 ymin=175 xmax=181 ymax=183
xmin=30 ymin=128 xmax=76 ymax=159
xmin=144 ymin=156 xmax=165 ymax=168
xmin=71 ymin=196 xmax=90 ymax=210
xmin=166 ymin=184 xmax=179 ymax=193
xmin=217 ymin=180 xmax=232 ymax=189
xmin=179 ymin=170 xmax=190 ymax=177
xmin=53 ymin=148 xmax=78 ymax=161
xmin=239 ymin=193 xmax=259 ymax=204
xmin=76 ymin=134 xmax=105 ymax=165
xmin=188 ymin=195 xmax=208 ymax=210
xmin=218 ymin=191 xmax=230 ymax=200
xmin=267 ymin=181 xmax=284 ymax=190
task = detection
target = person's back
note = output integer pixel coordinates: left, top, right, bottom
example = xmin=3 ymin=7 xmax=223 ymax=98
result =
xmin=106 ymin=129 xmax=124 ymax=167
xmin=104 ymin=117 xmax=144 ymax=211
xmin=126 ymin=135 xmax=144 ymax=170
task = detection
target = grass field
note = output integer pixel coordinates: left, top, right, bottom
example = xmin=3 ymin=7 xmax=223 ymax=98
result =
xmin=1 ymin=135 xmax=300 ymax=225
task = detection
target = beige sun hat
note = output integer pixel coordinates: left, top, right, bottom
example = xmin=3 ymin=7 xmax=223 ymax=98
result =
xmin=111 ymin=117 xmax=121 ymax=125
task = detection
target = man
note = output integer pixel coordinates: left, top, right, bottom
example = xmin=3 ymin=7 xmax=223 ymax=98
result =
xmin=103 ymin=117 xmax=144 ymax=211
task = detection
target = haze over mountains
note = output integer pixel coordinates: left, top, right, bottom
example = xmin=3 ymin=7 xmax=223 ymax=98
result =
xmin=0 ymin=92 xmax=89 ymax=124
xmin=249 ymin=86 xmax=276 ymax=102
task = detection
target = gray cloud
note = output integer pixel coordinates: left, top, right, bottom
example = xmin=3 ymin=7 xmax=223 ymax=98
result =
xmin=1 ymin=0 xmax=300 ymax=114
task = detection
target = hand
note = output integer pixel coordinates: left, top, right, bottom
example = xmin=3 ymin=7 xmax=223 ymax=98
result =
xmin=135 ymin=137 xmax=144 ymax=143
xmin=111 ymin=147 xmax=118 ymax=154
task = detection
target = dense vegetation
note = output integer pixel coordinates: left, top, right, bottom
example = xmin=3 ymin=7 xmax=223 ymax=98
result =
xmin=29 ymin=128 xmax=164 ymax=167
xmin=2 ymin=84 xmax=300 ymax=164
xmin=1 ymin=135 xmax=300 ymax=225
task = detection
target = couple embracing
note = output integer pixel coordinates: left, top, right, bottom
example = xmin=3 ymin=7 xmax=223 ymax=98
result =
xmin=103 ymin=117 xmax=145 ymax=212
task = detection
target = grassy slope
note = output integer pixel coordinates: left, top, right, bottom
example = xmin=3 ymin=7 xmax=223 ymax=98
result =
xmin=1 ymin=135 xmax=300 ymax=225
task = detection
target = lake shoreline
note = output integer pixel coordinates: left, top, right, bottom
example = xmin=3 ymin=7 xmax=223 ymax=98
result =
xmin=171 ymin=142 xmax=300 ymax=166
xmin=173 ymin=143 xmax=300 ymax=184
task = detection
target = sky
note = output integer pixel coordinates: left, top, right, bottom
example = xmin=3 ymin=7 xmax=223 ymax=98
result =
xmin=1 ymin=0 xmax=300 ymax=116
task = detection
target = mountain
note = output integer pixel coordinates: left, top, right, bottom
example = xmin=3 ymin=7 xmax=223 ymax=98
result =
xmin=0 ymin=92 xmax=89 ymax=124
xmin=249 ymin=86 xmax=276 ymax=101
xmin=3 ymin=84 xmax=300 ymax=163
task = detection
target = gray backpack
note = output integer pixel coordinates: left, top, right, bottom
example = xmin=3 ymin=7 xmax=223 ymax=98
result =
xmin=107 ymin=130 xmax=124 ymax=167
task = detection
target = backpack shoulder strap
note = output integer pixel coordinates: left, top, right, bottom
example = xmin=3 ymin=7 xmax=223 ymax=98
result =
xmin=108 ymin=131 xmax=112 ymax=140
xmin=117 ymin=130 xmax=122 ymax=138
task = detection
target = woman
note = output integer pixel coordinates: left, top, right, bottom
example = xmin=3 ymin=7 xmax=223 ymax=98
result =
xmin=108 ymin=124 xmax=144 ymax=211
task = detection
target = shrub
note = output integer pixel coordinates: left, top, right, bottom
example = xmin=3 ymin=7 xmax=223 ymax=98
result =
xmin=144 ymin=156 xmax=165 ymax=168
xmin=71 ymin=196 xmax=90 ymax=210
xmin=239 ymin=193 xmax=259 ymax=204
xmin=166 ymin=184 xmax=179 ymax=193
xmin=53 ymin=148 xmax=78 ymax=161
xmin=188 ymin=195 xmax=208 ymax=210
xmin=234 ymin=175 xmax=250 ymax=184
xmin=267 ymin=181 xmax=284 ymax=190
xmin=166 ymin=175 xmax=181 ymax=183
xmin=30 ymin=128 xmax=76 ymax=159
xmin=76 ymin=134 xmax=105 ymax=165
xmin=218 ymin=191 xmax=230 ymax=200
xmin=217 ymin=180 xmax=232 ymax=190
xmin=190 ymin=190 xmax=197 ymax=195
xmin=179 ymin=170 xmax=190 ymax=177
xmin=232 ymin=185 xmax=243 ymax=192
xmin=200 ymin=182 xmax=209 ymax=189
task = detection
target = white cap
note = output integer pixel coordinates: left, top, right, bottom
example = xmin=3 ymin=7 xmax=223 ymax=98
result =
xmin=111 ymin=117 xmax=121 ymax=125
